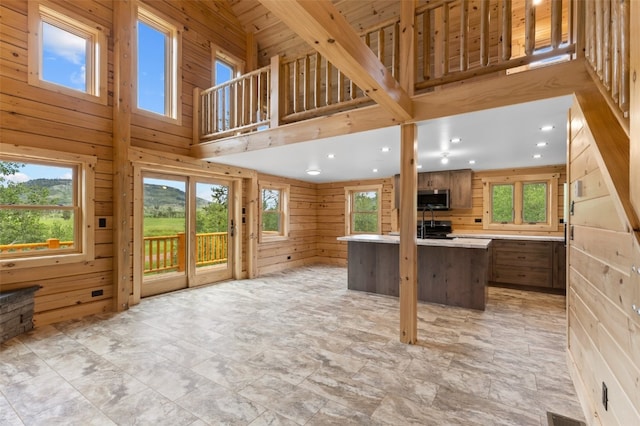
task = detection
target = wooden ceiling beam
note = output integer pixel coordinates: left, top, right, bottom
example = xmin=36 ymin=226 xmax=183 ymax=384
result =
xmin=257 ymin=0 xmax=413 ymax=122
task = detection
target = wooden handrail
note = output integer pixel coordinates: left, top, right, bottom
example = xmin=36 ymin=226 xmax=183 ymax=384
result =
xmin=143 ymin=232 xmax=228 ymax=274
xmin=0 ymin=239 xmax=73 ymax=253
xmin=193 ymin=0 xmax=632 ymax=143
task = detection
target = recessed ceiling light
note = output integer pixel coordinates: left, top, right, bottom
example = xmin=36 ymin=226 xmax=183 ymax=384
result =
xmin=381 ymin=147 xmax=390 ymax=153
xmin=468 ymin=160 xmax=476 ymax=165
xmin=372 ymin=168 xmax=378 ymax=173
xmin=540 ymin=125 xmax=554 ymax=132
xmin=536 ymin=142 xmax=548 ymax=147
xmin=417 ymin=164 xmax=423 ymax=169
xmin=306 ymin=169 xmax=321 ymax=175
xmin=533 ymin=154 xmax=542 ymax=159
xmin=327 ymin=153 xmax=335 ymax=159
xmin=451 ymin=138 xmax=461 ymax=143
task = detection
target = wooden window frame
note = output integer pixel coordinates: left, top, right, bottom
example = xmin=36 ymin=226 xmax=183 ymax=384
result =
xmin=259 ymin=182 xmax=289 ymax=243
xmin=345 ymin=185 xmax=382 ymax=235
xmin=482 ymin=173 xmax=559 ymax=232
xmin=0 ymin=145 xmax=96 ymax=270
xmin=28 ymin=0 xmax=109 ymax=105
xmin=134 ymin=3 xmax=182 ymax=124
xmin=211 ymin=45 xmax=245 ymax=86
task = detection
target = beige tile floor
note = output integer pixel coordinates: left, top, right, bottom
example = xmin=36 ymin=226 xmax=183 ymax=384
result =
xmin=0 ymin=265 xmax=585 ymax=425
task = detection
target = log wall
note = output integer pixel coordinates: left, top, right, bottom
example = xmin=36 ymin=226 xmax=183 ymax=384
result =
xmin=256 ymin=173 xmax=318 ymax=275
xmin=567 ymin=100 xmax=640 ymax=424
xmin=0 ymin=0 xmax=247 ymax=326
xmin=316 ymin=177 xmax=395 ymax=266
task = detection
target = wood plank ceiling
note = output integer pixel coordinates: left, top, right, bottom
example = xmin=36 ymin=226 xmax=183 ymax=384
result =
xmin=227 ymin=0 xmax=402 ymax=67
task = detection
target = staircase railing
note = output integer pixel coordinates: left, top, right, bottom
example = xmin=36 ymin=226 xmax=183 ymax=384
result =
xmin=584 ymin=0 xmax=630 ymax=121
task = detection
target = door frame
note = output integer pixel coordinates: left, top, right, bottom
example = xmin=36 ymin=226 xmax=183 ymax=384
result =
xmin=131 ymin=164 xmax=243 ymax=304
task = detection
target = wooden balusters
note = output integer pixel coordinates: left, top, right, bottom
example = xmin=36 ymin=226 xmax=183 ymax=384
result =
xmin=619 ymin=0 xmax=630 ymax=115
xmin=480 ymin=0 xmax=490 ymax=66
xmin=524 ymin=0 xmax=536 ymax=56
xmin=460 ymin=0 xmax=469 ymax=70
xmin=501 ymin=0 xmax=512 ymax=61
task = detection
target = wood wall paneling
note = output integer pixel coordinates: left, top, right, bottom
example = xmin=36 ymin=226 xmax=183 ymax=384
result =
xmin=567 ymin=101 xmax=640 ymax=423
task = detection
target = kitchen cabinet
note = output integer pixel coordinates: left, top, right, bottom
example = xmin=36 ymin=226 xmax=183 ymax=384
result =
xmin=490 ymin=239 xmax=566 ymax=290
xmin=418 ymin=172 xmax=450 ymax=190
xmin=393 ymin=169 xmax=473 ymax=210
xmin=449 ymin=169 xmax=473 ymax=209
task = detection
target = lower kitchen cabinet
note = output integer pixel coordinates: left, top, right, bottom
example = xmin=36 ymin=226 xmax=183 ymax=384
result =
xmin=490 ymin=239 xmax=566 ymax=290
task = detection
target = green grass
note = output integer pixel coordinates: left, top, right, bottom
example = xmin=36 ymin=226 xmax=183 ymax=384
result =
xmin=143 ymin=217 xmax=185 ymax=237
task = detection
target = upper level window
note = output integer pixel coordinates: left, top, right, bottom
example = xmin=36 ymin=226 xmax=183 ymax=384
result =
xmin=136 ymin=6 xmax=181 ymax=122
xmin=345 ymin=185 xmax=382 ymax=235
xmin=28 ymin=1 xmax=108 ymax=104
xmin=259 ymin=182 xmax=289 ymax=242
xmin=215 ymin=59 xmax=235 ymax=86
xmin=482 ymin=173 xmax=559 ymax=231
xmin=0 ymin=146 xmax=96 ymax=269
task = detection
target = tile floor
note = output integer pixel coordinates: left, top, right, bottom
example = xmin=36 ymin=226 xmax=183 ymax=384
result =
xmin=0 ymin=265 xmax=585 ymax=425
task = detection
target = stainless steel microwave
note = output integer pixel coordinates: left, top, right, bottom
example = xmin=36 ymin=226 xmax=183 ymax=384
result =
xmin=417 ymin=189 xmax=450 ymax=210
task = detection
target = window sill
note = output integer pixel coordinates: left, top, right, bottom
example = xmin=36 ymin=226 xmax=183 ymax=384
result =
xmin=259 ymin=235 xmax=289 ymax=244
xmin=0 ymin=252 xmax=95 ymax=270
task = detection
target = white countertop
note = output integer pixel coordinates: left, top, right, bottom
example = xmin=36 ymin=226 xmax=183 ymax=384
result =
xmin=448 ymin=233 xmax=564 ymax=242
xmin=337 ymin=234 xmax=492 ymax=249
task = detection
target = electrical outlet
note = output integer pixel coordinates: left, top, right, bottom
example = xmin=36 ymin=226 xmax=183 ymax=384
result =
xmin=474 ymin=218 xmax=482 ymax=223
xmin=91 ymin=289 xmax=104 ymax=297
xmin=602 ymin=382 xmax=608 ymax=411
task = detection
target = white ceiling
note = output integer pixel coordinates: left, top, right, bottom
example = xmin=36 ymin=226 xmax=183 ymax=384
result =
xmin=207 ymin=95 xmax=574 ymax=183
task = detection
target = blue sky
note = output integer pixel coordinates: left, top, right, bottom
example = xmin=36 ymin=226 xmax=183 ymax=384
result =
xmin=6 ymin=19 xmax=234 ymax=188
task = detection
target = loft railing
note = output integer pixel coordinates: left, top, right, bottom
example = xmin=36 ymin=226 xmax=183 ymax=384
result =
xmin=194 ymin=0 xmax=630 ymax=143
xmin=194 ymin=65 xmax=271 ymax=141
xmin=584 ymin=0 xmax=630 ymax=120
xmin=415 ymin=0 xmax=575 ymax=90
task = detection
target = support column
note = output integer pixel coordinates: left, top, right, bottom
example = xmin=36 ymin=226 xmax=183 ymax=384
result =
xmin=113 ymin=0 xmax=134 ymax=311
xmin=630 ymin=0 xmax=640 ymax=222
xmin=399 ymin=123 xmax=418 ymax=344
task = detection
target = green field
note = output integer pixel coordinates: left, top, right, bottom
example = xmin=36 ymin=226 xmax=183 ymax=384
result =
xmin=143 ymin=217 xmax=185 ymax=237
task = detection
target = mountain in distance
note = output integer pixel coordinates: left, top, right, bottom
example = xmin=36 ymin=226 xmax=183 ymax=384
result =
xmin=21 ymin=179 xmax=210 ymax=208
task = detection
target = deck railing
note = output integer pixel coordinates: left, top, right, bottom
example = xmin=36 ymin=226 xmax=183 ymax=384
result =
xmin=194 ymin=0 xmax=630 ymax=142
xmin=0 ymin=238 xmax=74 ymax=253
xmin=144 ymin=232 xmax=227 ymax=274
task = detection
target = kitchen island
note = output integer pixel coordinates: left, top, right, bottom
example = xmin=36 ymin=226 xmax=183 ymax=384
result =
xmin=337 ymin=234 xmax=492 ymax=310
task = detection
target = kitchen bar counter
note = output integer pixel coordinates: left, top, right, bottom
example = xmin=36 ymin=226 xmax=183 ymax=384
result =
xmin=338 ymin=234 xmax=491 ymax=310
xmin=449 ymin=233 xmax=564 ymax=242
xmin=337 ymin=234 xmax=492 ymax=249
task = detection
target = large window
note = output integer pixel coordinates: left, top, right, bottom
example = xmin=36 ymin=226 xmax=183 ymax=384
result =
xmin=259 ymin=183 xmax=289 ymax=242
xmin=136 ymin=6 xmax=181 ymax=122
xmin=28 ymin=1 xmax=108 ymax=104
xmin=345 ymin=185 xmax=382 ymax=235
xmin=0 ymin=146 xmax=96 ymax=269
xmin=482 ymin=173 xmax=559 ymax=231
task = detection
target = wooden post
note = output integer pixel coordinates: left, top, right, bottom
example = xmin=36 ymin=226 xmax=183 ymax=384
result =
xmin=247 ymin=174 xmax=259 ymax=278
xmin=246 ymin=32 xmax=258 ymax=72
xmin=270 ymin=55 xmax=280 ymax=129
xmin=551 ymin=0 xmax=563 ymax=49
xmin=619 ymin=0 xmax=630 ymax=114
xmin=630 ymin=0 xmax=640 ymax=217
xmin=461 ymin=0 xmax=469 ymax=69
xmin=399 ymin=123 xmax=418 ymax=344
xmin=47 ymin=238 xmax=60 ymax=249
xmin=399 ymin=0 xmax=416 ymax=97
xmin=423 ymin=10 xmax=431 ymax=80
xmin=193 ymin=87 xmax=201 ymax=144
xmin=113 ymin=0 xmax=133 ymax=312
xmin=177 ymin=232 xmax=186 ymax=272
xmin=500 ymin=0 xmax=512 ymax=61
xmin=572 ymin=0 xmax=586 ymax=58
xmin=524 ymin=0 xmax=536 ymax=56
xmin=481 ymin=0 xmax=490 ymax=65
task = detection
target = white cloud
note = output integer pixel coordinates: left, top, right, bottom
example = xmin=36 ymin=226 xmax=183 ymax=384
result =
xmin=6 ymin=172 xmax=29 ymax=183
xmin=60 ymin=172 xmax=73 ymax=179
xmin=42 ymin=23 xmax=86 ymax=65
xmin=70 ymin=65 xmax=86 ymax=86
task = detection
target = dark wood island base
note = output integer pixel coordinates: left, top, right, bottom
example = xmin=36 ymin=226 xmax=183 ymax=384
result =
xmin=341 ymin=236 xmax=491 ymax=310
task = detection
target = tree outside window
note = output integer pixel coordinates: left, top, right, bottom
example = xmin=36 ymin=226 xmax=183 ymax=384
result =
xmin=345 ymin=185 xmax=382 ymax=235
xmin=483 ymin=173 xmax=559 ymax=231
xmin=260 ymin=183 xmax=289 ymax=241
xmin=0 ymin=146 xmax=96 ymax=269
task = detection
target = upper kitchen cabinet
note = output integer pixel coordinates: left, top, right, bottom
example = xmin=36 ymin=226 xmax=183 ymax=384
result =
xmin=418 ymin=172 xmax=450 ymax=191
xmin=449 ymin=169 xmax=473 ymax=209
xmin=393 ymin=169 xmax=473 ymax=210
